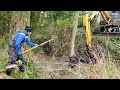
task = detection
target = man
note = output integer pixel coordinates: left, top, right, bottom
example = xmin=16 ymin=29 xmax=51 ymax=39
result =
xmin=6 ymin=26 xmax=38 ymax=75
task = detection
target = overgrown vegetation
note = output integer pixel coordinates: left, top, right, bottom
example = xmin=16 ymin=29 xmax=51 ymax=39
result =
xmin=0 ymin=11 xmax=120 ymax=79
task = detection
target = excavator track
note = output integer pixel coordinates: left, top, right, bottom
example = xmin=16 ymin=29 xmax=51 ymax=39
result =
xmin=93 ymin=25 xmax=120 ymax=38
xmin=93 ymin=11 xmax=120 ymax=37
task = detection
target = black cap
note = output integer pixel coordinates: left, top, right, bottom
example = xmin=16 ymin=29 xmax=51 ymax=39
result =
xmin=25 ymin=26 xmax=32 ymax=32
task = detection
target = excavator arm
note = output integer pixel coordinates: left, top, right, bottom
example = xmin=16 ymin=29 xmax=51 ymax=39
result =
xmin=69 ymin=11 xmax=120 ymax=67
xmin=83 ymin=11 xmax=98 ymax=48
xmin=83 ymin=11 xmax=91 ymax=48
xmin=99 ymin=11 xmax=111 ymax=25
xmin=84 ymin=11 xmax=110 ymax=47
xmin=82 ymin=11 xmax=120 ymax=64
xmin=69 ymin=11 xmax=98 ymax=67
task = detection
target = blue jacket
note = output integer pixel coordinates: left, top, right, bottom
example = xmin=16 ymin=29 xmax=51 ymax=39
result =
xmin=14 ymin=30 xmax=37 ymax=53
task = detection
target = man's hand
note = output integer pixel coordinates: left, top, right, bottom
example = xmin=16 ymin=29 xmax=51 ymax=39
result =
xmin=35 ymin=44 xmax=38 ymax=46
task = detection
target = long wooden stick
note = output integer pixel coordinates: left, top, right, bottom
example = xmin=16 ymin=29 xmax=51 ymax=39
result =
xmin=23 ymin=38 xmax=54 ymax=54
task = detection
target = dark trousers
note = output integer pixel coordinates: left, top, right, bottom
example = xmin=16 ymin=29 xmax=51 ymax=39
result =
xmin=6 ymin=40 xmax=25 ymax=75
xmin=7 ymin=45 xmax=19 ymax=65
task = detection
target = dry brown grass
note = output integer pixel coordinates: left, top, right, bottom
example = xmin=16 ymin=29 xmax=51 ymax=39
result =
xmin=0 ymin=46 xmax=120 ymax=79
xmin=31 ymin=37 xmax=120 ymax=79
xmin=76 ymin=60 xmax=120 ymax=79
xmin=31 ymin=51 xmax=120 ymax=79
xmin=75 ymin=40 xmax=120 ymax=79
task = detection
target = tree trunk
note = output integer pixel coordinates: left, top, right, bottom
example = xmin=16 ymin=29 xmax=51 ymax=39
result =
xmin=15 ymin=11 xmax=31 ymax=33
xmin=6 ymin=11 xmax=31 ymax=57
xmin=26 ymin=11 xmax=31 ymax=26
xmin=69 ymin=11 xmax=79 ymax=57
xmin=7 ymin=11 xmax=12 ymax=41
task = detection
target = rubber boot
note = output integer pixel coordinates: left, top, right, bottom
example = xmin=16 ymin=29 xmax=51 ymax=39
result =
xmin=6 ymin=68 xmax=13 ymax=75
xmin=19 ymin=64 xmax=25 ymax=72
xmin=5 ymin=61 xmax=16 ymax=75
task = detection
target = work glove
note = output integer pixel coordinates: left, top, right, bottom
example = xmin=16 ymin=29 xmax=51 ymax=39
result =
xmin=16 ymin=60 xmax=23 ymax=65
xmin=18 ymin=51 xmax=22 ymax=55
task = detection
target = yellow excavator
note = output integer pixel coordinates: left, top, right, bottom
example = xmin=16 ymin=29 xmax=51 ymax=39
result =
xmin=83 ymin=11 xmax=120 ymax=49
xmin=69 ymin=11 xmax=120 ymax=67
xmin=93 ymin=11 xmax=120 ymax=37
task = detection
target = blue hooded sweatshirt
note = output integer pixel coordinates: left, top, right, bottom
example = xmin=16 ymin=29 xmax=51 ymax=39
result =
xmin=14 ymin=30 xmax=37 ymax=53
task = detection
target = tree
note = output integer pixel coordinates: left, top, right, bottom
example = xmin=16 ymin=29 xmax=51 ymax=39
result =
xmin=69 ymin=11 xmax=79 ymax=61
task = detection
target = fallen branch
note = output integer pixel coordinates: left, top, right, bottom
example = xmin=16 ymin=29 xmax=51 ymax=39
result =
xmin=0 ymin=64 xmax=18 ymax=74
xmin=6 ymin=64 xmax=18 ymax=69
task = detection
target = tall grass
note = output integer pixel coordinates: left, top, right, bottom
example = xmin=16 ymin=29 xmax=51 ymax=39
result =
xmin=0 ymin=41 xmax=120 ymax=79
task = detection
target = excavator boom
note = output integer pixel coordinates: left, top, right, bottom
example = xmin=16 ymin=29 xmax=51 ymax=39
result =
xmin=100 ymin=11 xmax=111 ymax=25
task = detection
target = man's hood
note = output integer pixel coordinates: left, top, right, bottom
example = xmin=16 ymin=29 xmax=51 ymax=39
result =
xmin=21 ymin=30 xmax=28 ymax=36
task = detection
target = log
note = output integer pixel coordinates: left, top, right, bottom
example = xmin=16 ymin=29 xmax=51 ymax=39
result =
xmin=6 ymin=64 xmax=18 ymax=69
xmin=0 ymin=64 xmax=18 ymax=74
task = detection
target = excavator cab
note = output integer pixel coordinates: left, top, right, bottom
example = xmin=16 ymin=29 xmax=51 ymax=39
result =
xmin=93 ymin=11 xmax=120 ymax=37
